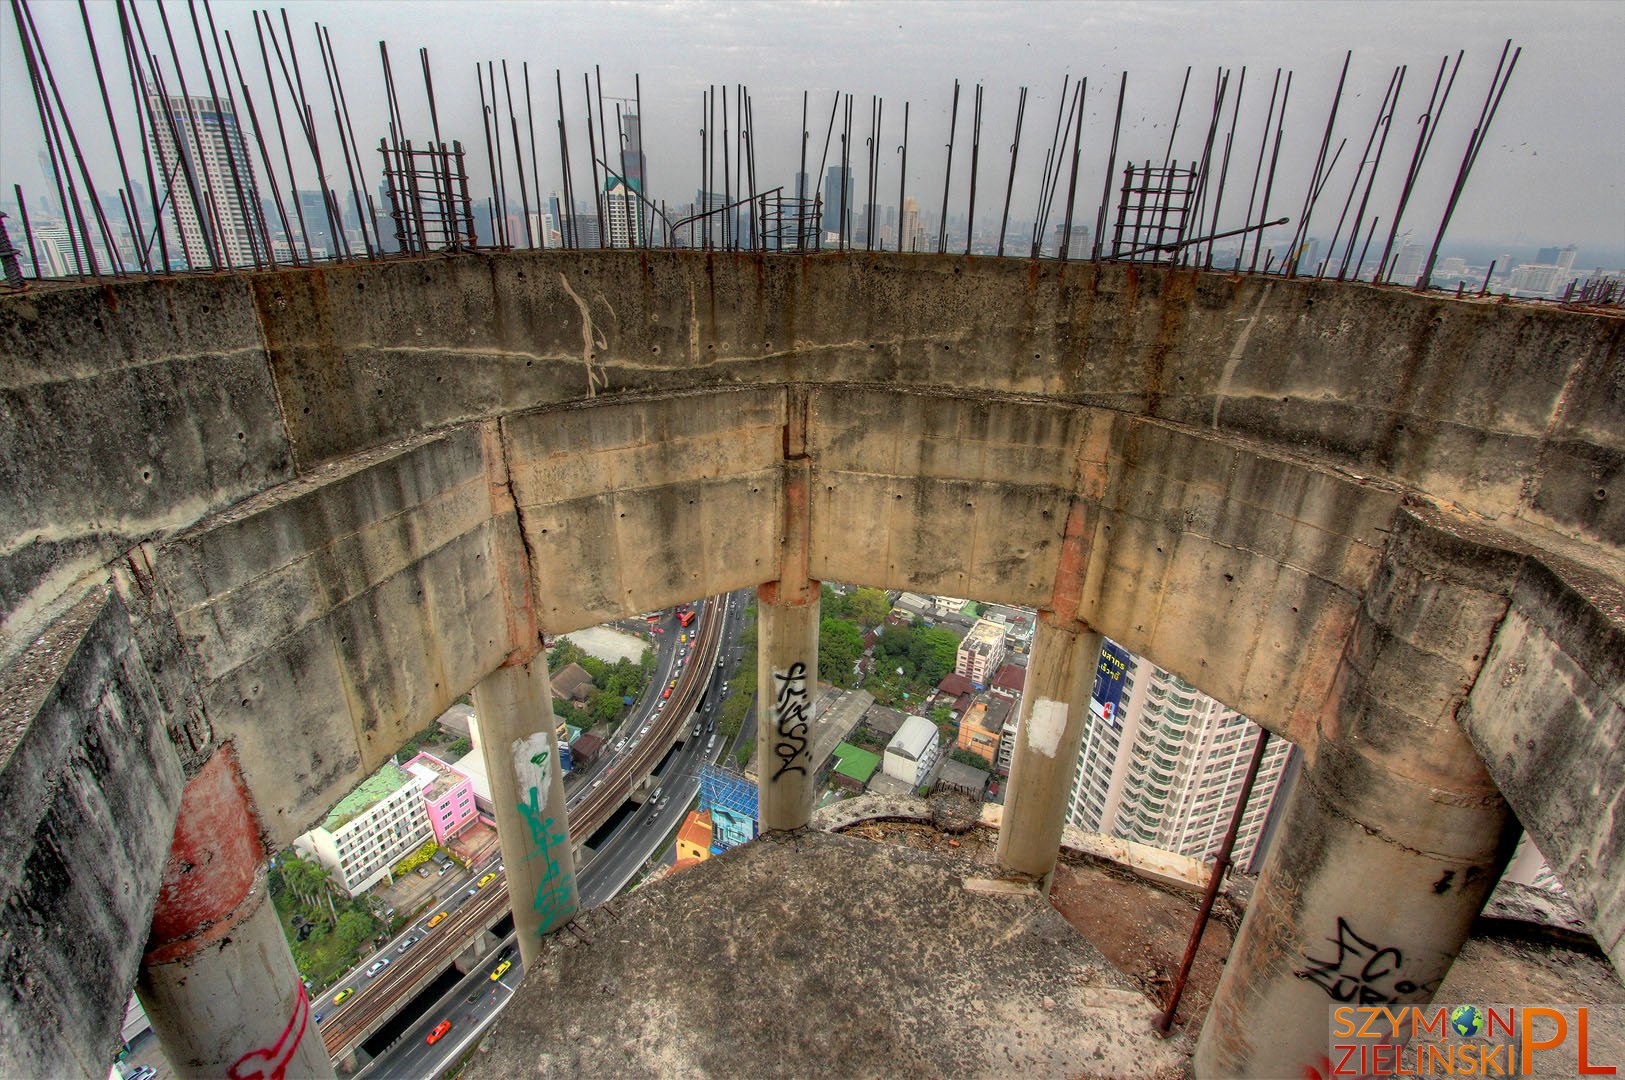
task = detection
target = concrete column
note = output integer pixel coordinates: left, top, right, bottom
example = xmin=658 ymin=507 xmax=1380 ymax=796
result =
xmin=755 ymin=578 xmax=820 ymax=830
xmin=137 ymin=749 xmax=334 ymax=1079
xmin=1194 ymin=519 xmax=1518 ymax=1079
xmin=471 ymin=656 xmax=578 ymax=970
xmin=995 ymin=613 xmax=1101 ymax=884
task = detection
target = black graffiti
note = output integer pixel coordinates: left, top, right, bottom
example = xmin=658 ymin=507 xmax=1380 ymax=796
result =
xmin=771 ymin=661 xmax=811 ymax=782
xmin=1295 ymin=917 xmax=1430 ymax=1005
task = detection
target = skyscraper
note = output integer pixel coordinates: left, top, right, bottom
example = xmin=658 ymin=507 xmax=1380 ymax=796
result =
xmin=143 ymin=93 xmax=262 ymax=268
xmin=1067 ymin=641 xmax=1291 ymax=870
xmin=900 ymin=197 xmax=927 ymax=253
xmin=822 ymin=166 xmax=853 ymax=236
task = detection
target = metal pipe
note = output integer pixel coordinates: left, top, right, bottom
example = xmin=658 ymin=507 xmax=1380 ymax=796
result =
xmin=79 ymin=0 xmax=149 ymax=271
xmin=1338 ymin=65 xmax=1405 ymax=279
xmin=1237 ymin=68 xmax=1279 ymax=271
xmin=1093 ymin=72 xmax=1126 ymax=261
xmin=1155 ymin=728 xmax=1273 ymax=1034
xmin=1378 ymin=51 xmax=1459 ymax=282
xmin=15 ymin=0 xmax=93 ymax=275
xmin=1249 ymin=70 xmax=1291 ymax=273
xmin=1162 ymin=65 xmax=1192 ymax=169
xmin=15 ymin=184 xmax=41 ymax=277
xmin=997 ymin=85 xmax=1027 ymax=257
xmin=965 ymin=83 xmax=983 ymax=255
xmin=212 ymin=5 xmax=283 ymax=265
xmin=1287 ymin=50 xmax=1349 ymax=277
xmin=118 ymin=0 xmax=170 ymax=269
xmin=938 ymin=79 xmax=959 ymax=254
xmin=1419 ymin=41 xmax=1519 ymax=289
xmin=502 ymin=60 xmax=533 ymax=248
xmin=897 ymin=101 xmax=909 ymax=253
xmin=1058 ymin=79 xmax=1086 ymax=261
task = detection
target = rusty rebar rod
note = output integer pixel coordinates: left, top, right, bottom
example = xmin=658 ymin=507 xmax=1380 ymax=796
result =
xmin=1156 ymin=728 xmax=1273 ymax=1034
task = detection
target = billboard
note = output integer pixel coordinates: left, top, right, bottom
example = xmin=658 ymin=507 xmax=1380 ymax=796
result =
xmin=1090 ymin=640 xmax=1132 ymax=728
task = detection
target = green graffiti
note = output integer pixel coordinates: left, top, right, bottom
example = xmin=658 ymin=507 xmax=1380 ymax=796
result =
xmin=515 ymin=785 xmax=574 ymax=935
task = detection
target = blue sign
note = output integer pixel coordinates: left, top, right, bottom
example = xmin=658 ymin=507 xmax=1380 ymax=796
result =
xmin=1091 ymin=640 xmax=1131 ymax=728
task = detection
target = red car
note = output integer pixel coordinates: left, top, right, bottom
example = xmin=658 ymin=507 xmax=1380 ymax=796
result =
xmin=427 ymin=1019 xmax=452 ymax=1045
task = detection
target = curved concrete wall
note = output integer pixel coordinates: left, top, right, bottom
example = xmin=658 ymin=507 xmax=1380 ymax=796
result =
xmin=1 ymin=252 xmax=1621 ymax=1070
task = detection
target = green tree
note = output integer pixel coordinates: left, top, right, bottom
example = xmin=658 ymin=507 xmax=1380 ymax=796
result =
xmin=818 ymin=617 xmax=864 ymax=687
xmin=820 ymin=583 xmax=849 ymax=620
xmin=950 ymin=748 xmax=992 ymax=769
xmin=918 ymin=627 xmax=961 ymax=685
xmin=335 ymin=910 xmax=374 ymax=952
xmin=734 ymin=738 xmax=755 ymax=769
xmin=719 ymin=691 xmax=752 ymax=738
xmin=929 ymin=703 xmax=954 ymax=727
xmin=846 ymin=587 xmax=891 ymax=628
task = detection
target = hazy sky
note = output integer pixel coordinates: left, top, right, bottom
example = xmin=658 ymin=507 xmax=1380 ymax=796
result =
xmin=5 ymin=1 xmax=1623 ymax=262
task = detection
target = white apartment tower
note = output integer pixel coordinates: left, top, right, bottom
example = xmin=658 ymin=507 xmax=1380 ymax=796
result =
xmin=144 ymin=93 xmax=262 ymax=268
xmin=955 ymin=618 xmax=1007 ymax=686
xmin=1067 ymin=641 xmax=1291 ymax=869
xmin=604 ymin=177 xmax=645 ymax=248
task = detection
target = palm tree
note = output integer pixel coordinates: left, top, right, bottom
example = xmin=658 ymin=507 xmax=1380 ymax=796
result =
xmin=283 ymin=855 xmax=340 ymax=926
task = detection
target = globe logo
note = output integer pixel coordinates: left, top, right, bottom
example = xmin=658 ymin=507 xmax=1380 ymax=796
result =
xmin=1449 ymin=1005 xmax=1485 ymax=1038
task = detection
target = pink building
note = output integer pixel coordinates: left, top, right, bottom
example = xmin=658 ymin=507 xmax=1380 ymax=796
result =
xmin=404 ymin=752 xmax=478 ymax=845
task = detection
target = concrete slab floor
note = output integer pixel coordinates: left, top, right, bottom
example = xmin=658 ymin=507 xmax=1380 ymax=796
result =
xmin=464 ymin=828 xmax=1194 ymax=1079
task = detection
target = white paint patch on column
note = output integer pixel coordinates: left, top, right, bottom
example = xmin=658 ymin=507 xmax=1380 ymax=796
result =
xmin=1025 ymin=698 xmax=1068 ymax=758
xmin=511 ymin=732 xmax=553 ymax=801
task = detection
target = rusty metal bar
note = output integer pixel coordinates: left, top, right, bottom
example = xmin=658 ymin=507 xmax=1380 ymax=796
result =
xmin=1156 ymin=727 xmax=1273 ymax=1034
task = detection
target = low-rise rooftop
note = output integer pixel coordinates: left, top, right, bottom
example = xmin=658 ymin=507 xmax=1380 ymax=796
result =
xmin=321 ymin=762 xmax=415 ymax=832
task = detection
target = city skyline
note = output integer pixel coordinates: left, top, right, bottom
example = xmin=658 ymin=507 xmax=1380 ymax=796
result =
xmin=4 ymin=1 xmax=1622 ymax=269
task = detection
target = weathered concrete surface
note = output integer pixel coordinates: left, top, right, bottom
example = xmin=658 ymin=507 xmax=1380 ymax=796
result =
xmin=0 ymin=252 xmax=1621 ymax=1073
xmin=0 ymin=582 xmax=184 ymax=1079
xmin=504 ymin=386 xmax=783 ymax=630
xmin=471 ymin=658 xmax=578 ymax=969
xmin=467 ymin=829 xmax=1191 ymax=1080
xmin=245 ymin=254 xmax=1623 ymax=557
xmin=997 ymin=618 xmax=1101 ymax=881
xmin=138 ymin=749 xmax=333 ymax=1079
xmin=152 ymin=425 xmax=528 ymax=845
xmin=1459 ymin=551 xmax=1625 ymax=971
xmin=0 ymin=275 xmax=289 ymax=661
xmin=1195 ymin=507 xmax=1522 ymax=1079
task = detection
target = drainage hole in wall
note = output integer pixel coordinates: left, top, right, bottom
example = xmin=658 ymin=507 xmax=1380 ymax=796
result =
xmin=1223 ymin=573 xmax=1234 ymax=583
xmin=1596 ymin=488 xmax=1608 ymax=501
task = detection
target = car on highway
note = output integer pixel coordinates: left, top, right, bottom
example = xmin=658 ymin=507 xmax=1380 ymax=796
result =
xmin=477 ymin=872 xmax=496 ymax=888
xmin=426 ymin=1019 xmax=452 ymax=1045
xmin=592 ymin=778 xmax=603 ymax=788
xmin=640 ymin=723 xmax=651 ymax=736
xmin=365 ymin=957 xmax=390 ymax=978
xmin=692 ymin=723 xmax=701 ymax=738
xmin=314 ymin=1011 xmax=326 ymax=1024
xmin=427 ymin=910 xmax=449 ymax=929
xmin=397 ymin=935 xmax=420 ymax=953
xmin=490 ymin=959 xmax=512 ymax=982
xmin=126 ymin=1066 xmax=156 ymax=1080
xmin=661 ymin=686 xmax=671 ymax=699
xmin=333 ymin=987 xmax=355 ymax=1005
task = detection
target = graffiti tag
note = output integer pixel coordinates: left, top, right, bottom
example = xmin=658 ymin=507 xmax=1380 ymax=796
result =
xmin=227 ymin=982 xmax=309 ymax=1080
xmin=516 ymin=784 xmax=575 ymax=936
xmin=770 ymin=661 xmax=811 ymax=782
xmin=1295 ymin=917 xmax=1432 ymax=1005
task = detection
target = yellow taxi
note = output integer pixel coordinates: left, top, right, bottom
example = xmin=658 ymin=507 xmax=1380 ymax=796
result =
xmin=427 ymin=910 xmax=449 ymax=929
xmin=490 ymin=959 xmax=512 ymax=982
xmin=333 ymin=987 xmax=355 ymax=1005
xmin=476 ymin=872 xmax=496 ymax=888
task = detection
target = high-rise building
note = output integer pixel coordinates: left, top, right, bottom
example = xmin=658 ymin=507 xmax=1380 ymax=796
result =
xmin=1536 ymin=245 xmax=1578 ymax=274
xmin=900 ymin=197 xmax=927 ymax=253
xmin=955 ymin=618 xmax=1007 ymax=687
xmin=604 ymin=177 xmax=644 ymax=248
xmin=143 ymin=93 xmax=262 ymax=268
xmin=1067 ymin=641 xmax=1291 ymax=870
xmin=1391 ymin=241 xmax=1426 ymax=283
xmin=292 ymin=762 xmax=432 ymax=897
xmin=620 ymin=113 xmax=647 ymax=189
xmin=297 ymin=190 xmax=336 ymax=258
xmin=822 ymin=166 xmax=853 ymax=236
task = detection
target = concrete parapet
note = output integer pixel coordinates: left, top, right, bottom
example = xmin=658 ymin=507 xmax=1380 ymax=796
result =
xmin=0 ymin=582 xmax=185 ymax=1078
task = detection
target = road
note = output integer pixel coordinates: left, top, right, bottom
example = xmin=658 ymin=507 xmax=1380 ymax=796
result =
xmin=340 ymin=594 xmax=753 ymax=1076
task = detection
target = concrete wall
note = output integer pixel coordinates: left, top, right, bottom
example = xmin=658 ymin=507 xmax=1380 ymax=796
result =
xmin=0 ymin=583 xmax=185 ymax=1077
xmin=0 ymin=251 xmax=1621 ymax=1070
